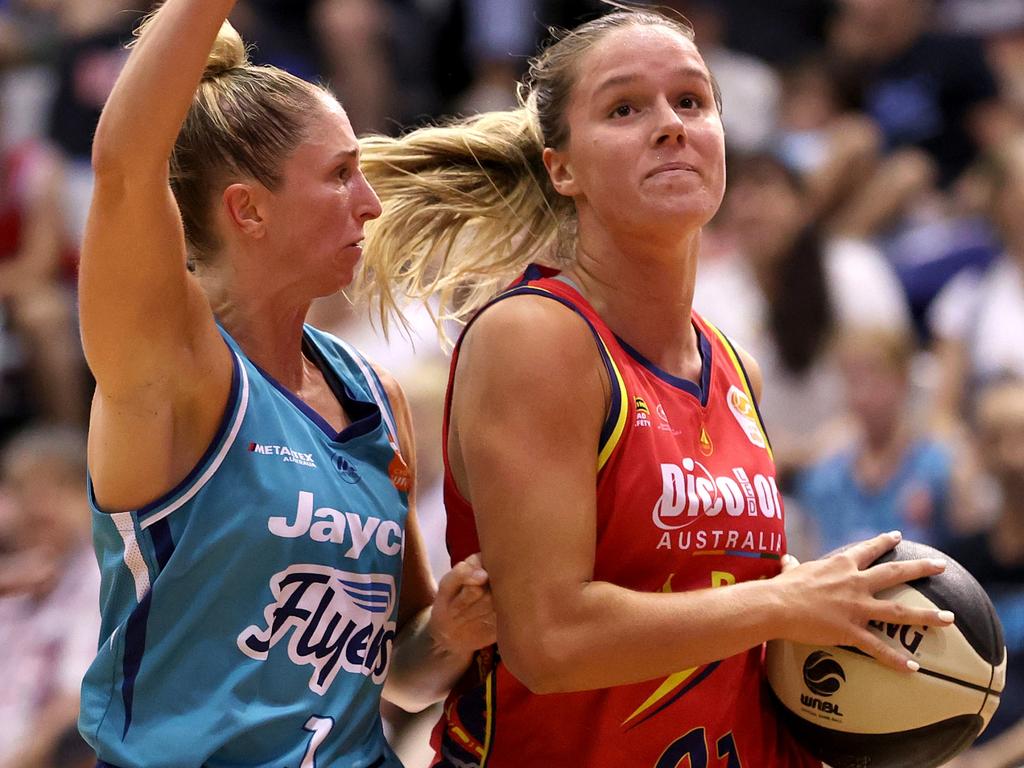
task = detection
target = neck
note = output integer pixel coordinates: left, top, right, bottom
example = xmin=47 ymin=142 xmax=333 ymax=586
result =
xmin=564 ymin=218 xmax=702 ymax=376
xmin=863 ymin=417 xmax=905 ymax=453
xmin=198 ymin=265 xmax=312 ymax=390
xmin=854 ymin=419 xmax=910 ymax=490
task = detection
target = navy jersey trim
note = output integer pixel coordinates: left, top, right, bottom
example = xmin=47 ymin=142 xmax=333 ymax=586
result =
xmin=615 ymin=326 xmax=713 ymax=405
xmin=119 ymin=519 xmax=176 ymax=737
xmin=490 ymin=286 xmax=622 ymax=450
xmin=119 ymin=589 xmax=151 ymax=738
xmin=295 ymin=332 xmax=382 ymax=443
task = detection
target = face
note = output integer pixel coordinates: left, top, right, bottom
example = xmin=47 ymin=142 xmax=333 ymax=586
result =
xmin=976 ymin=384 xmax=1024 ymax=487
xmin=839 ymin=344 xmax=907 ymax=433
xmin=724 ymin=164 xmax=805 ymax=264
xmin=544 ymin=24 xmax=726 ymax=244
xmin=3 ymin=454 xmax=85 ymax=553
xmin=261 ymin=93 xmax=382 ymax=297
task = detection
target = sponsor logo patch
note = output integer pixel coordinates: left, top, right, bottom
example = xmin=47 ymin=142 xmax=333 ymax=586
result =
xmin=726 ymin=386 xmax=766 ymax=448
xmin=249 ymin=442 xmax=317 ymax=468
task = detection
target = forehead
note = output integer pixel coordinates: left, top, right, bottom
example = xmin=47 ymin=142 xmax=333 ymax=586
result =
xmin=298 ymin=93 xmax=358 ymax=157
xmin=572 ymin=24 xmax=710 ymax=100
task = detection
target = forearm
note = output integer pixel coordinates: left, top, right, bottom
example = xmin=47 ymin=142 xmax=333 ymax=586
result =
xmin=503 ymin=577 xmax=781 ymax=694
xmin=382 ymin=606 xmax=474 ymax=713
xmin=92 ymin=0 xmax=236 ymax=172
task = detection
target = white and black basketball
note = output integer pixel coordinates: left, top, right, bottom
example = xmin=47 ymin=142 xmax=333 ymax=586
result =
xmin=766 ymin=540 xmax=1006 ymax=768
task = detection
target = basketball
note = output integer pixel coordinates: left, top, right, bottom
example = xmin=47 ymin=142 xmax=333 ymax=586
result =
xmin=766 ymin=540 xmax=1007 ymax=768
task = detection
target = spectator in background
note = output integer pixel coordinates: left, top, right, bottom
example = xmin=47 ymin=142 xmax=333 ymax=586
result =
xmin=694 ymin=154 xmax=913 ymax=477
xmin=0 ymin=426 xmax=99 ymax=768
xmin=829 ymin=0 xmax=1001 ymax=189
xmin=929 ymin=135 xmax=1024 ymax=434
xmin=0 ymin=114 xmax=84 ymax=435
xmin=238 ymin=0 xmax=439 ymax=135
xmin=794 ymin=328 xmax=955 ymax=556
xmin=457 ymin=0 xmax=538 ymax=113
xmin=668 ymin=0 xmax=781 ymax=154
xmin=46 ymin=0 xmax=145 ymax=243
xmin=944 ymin=377 xmax=1024 ymax=768
xmin=772 ymin=55 xmax=935 ymax=240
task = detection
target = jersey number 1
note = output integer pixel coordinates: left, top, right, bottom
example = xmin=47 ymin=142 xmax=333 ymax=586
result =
xmin=301 ymin=716 xmax=335 ymax=768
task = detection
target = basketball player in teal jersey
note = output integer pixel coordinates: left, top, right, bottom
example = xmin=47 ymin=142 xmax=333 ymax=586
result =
xmin=77 ymin=1 xmax=495 ymax=766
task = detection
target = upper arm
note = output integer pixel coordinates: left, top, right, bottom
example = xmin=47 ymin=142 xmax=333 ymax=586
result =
xmin=81 ymin=173 xmax=232 ymax=512
xmin=449 ymin=297 xmax=609 ymax=674
xmin=78 ymin=171 xmax=226 ymax=396
xmin=375 ymin=365 xmax=435 ymax=629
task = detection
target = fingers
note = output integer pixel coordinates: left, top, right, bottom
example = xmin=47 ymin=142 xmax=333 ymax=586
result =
xmin=438 ymin=556 xmax=490 ymax=599
xmin=846 ymin=530 xmax=902 ymax=569
xmin=863 ymin=557 xmax=947 ymax=591
xmin=781 ymin=553 xmax=800 ymax=573
xmin=850 ymin=626 xmax=922 ymax=674
xmin=866 ymin=597 xmax=955 ymax=630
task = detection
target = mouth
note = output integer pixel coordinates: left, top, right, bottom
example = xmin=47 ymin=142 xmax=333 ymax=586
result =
xmin=647 ymin=163 xmax=699 ymax=179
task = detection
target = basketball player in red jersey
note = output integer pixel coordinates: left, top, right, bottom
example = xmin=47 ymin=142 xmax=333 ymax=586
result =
xmin=357 ymin=6 xmax=956 ymax=766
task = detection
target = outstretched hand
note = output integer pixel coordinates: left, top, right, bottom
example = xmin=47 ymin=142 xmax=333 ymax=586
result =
xmin=774 ymin=531 xmax=954 ymax=672
xmin=429 ymin=553 xmax=497 ymax=657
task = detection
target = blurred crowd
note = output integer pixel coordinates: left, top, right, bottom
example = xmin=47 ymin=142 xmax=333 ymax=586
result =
xmin=0 ymin=0 xmax=1021 ymax=766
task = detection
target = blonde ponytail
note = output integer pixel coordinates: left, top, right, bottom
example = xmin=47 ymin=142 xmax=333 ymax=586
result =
xmin=356 ymin=6 xmax=708 ymax=341
xmin=357 ymin=105 xmax=573 ymax=339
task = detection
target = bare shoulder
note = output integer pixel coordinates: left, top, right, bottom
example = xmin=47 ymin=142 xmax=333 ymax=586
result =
xmin=733 ymin=343 xmax=764 ymax=403
xmin=459 ymin=292 xmax=605 ymax=388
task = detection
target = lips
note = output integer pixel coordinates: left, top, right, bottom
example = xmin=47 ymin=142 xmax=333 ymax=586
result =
xmin=647 ymin=162 xmax=699 ymax=178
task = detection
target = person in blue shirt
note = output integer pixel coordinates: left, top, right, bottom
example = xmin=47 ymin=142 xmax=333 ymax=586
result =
xmin=77 ymin=1 xmax=494 ymax=766
xmin=795 ymin=327 xmax=954 ymax=556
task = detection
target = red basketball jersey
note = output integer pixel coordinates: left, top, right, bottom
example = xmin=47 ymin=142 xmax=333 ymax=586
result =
xmin=433 ymin=267 xmax=820 ymax=768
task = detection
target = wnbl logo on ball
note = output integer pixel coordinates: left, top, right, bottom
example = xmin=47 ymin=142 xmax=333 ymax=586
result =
xmin=237 ymin=565 xmax=396 ymax=694
xmin=801 ymin=651 xmax=846 ymax=716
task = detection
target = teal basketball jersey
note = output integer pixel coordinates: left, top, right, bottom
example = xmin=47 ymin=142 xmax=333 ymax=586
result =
xmin=80 ymin=326 xmax=408 ymax=768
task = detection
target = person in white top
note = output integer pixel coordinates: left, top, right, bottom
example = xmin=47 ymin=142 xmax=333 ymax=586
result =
xmin=695 ymin=153 xmax=913 ymax=475
xmin=0 ymin=426 xmax=100 ymax=768
xmin=929 ymin=136 xmax=1024 ymax=433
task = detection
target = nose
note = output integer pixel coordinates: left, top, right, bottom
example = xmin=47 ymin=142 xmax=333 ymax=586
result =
xmin=653 ymin=99 xmax=686 ymax=147
xmin=354 ymin=171 xmax=383 ymax=222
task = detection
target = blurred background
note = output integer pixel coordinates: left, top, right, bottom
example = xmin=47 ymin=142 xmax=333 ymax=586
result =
xmin=0 ymin=0 xmax=1021 ymax=766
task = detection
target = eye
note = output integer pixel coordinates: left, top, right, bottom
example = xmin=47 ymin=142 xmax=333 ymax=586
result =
xmin=678 ymin=95 xmax=700 ymax=110
xmin=609 ymin=103 xmax=635 ymax=119
xmin=337 ymin=165 xmax=352 ymax=182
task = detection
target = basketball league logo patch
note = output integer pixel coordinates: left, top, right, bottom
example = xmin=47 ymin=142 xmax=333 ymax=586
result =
xmin=726 ymin=385 xmax=766 ymax=448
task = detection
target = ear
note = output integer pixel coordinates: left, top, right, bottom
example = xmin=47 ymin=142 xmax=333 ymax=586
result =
xmin=543 ymin=146 xmax=581 ymax=198
xmin=222 ymin=183 xmax=267 ymax=239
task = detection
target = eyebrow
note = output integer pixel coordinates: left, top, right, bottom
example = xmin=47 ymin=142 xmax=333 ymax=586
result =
xmin=593 ymin=66 xmax=712 ymax=97
xmin=333 ymin=148 xmax=359 ymax=162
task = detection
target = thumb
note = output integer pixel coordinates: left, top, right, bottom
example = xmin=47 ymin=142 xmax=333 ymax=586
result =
xmin=781 ymin=553 xmax=800 ymax=573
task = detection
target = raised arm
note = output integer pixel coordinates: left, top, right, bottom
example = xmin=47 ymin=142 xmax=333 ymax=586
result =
xmin=449 ymin=296 xmax=952 ymax=694
xmin=81 ymin=0 xmax=236 ymax=510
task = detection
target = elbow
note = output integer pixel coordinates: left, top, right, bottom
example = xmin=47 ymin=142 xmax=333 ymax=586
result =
xmin=498 ymin=626 xmax=577 ymax=695
xmin=90 ymin=125 xmax=164 ymax=184
xmin=90 ymin=124 xmax=124 ymax=179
